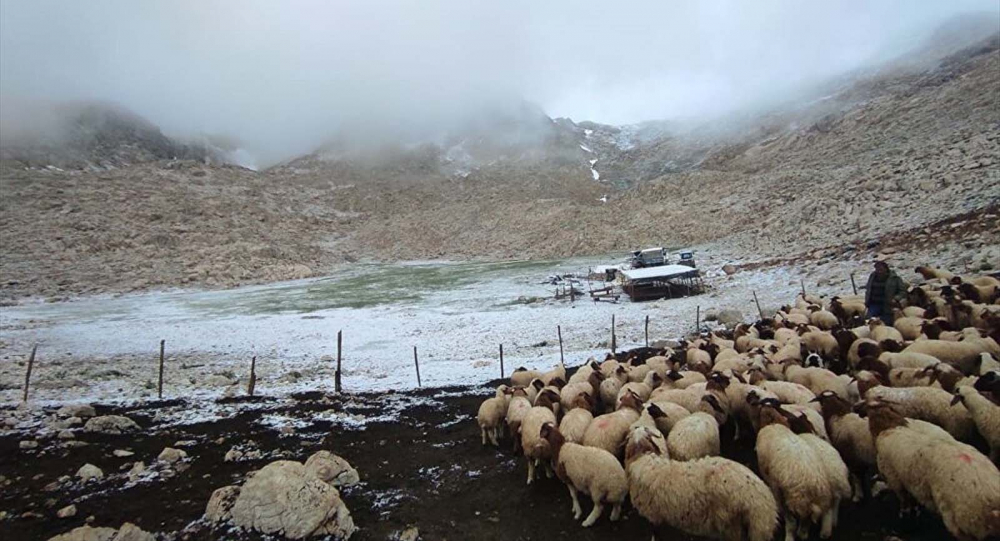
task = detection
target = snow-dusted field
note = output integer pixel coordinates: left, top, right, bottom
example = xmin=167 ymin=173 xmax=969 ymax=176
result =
xmin=0 ymin=253 xmax=811 ymax=405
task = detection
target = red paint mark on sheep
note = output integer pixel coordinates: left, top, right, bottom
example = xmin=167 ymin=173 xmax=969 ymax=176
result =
xmin=957 ymin=453 xmax=972 ymax=463
xmin=596 ymin=419 xmax=610 ymax=429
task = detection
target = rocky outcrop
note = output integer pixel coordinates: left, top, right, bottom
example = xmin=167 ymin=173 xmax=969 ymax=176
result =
xmin=208 ymin=454 xmax=358 ymax=539
xmin=47 ymin=522 xmax=154 ymax=541
xmin=83 ymin=415 xmax=139 ymax=434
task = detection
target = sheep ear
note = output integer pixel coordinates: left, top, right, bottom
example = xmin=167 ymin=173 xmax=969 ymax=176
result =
xmin=949 ymin=394 xmax=962 ymax=406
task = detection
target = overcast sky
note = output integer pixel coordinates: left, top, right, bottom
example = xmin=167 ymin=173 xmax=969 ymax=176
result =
xmin=1 ymin=0 xmax=997 ymax=164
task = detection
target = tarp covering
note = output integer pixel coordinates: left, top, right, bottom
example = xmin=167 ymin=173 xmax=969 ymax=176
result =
xmin=619 ymin=265 xmax=699 ymax=282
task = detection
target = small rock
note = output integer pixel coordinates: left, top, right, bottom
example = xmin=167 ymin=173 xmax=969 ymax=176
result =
xmin=397 ymin=526 xmax=420 ymax=541
xmin=56 ymin=504 xmax=77 ymax=518
xmin=158 ymin=447 xmax=187 ymax=464
xmin=56 ymin=404 xmax=96 ymax=418
xmin=224 ymin=449 xmax=243 ymax=462
xmin=721 ymin=264 xmax=738 ymax=275
xmin=83 ymin=415 xmax=139 ymax=434
xmin=113 ymin=449 xmax=134 ymax=458
xmin=128 ymin=461 xmax=146 ymax=482
xmin=58 ymin=430 xmax=75 ymax=440
xmin=174 ymin=439 xmax=197 ymax=448
xmin=76 ymin=464 xmax=103 ymax=482
xmin=19 ymin=440 xmax=38 ymax=450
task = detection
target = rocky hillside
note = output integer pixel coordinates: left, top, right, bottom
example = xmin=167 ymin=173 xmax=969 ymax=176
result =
xmin=1 ymin=27 xmax=998 ymax=301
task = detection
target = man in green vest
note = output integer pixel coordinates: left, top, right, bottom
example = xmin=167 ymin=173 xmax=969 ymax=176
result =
xmin=865 ymin=259 xmax=907 ymax=324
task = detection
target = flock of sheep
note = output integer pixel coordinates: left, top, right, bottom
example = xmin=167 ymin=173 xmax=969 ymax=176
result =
xmin=477 ymin=265 xmax=1000 ymax=541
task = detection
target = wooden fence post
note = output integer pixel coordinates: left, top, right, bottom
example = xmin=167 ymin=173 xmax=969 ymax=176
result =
xmin=557 ymin=326 xmax=564 ymax=367
xmin=644 ymin=315 xmax=649 ymax=347
xmin=247 ymin=356 xmax=257 ymax=397
xmin=22 ymin=345 xmax=37 ymax=402
xmin=695 ymin=305 xmax=701 ymax=334
xmin=499 ymin=344 xmax=504 ymax=378
xmin=413 ymin=346 xmax=421 ymax=387
xmin=335 ymin=330 xmax=343 ymax=394
xmin=157 ymin=339 xmax=165 ymax=399
xmin=752 ymin=291 xmax=765 ymax=320
xmin=850 ymin=273 xmax=858 ymax=296
xmin=800 ymin=279 xmax=807 ymax=298
xmin=611 ymin=315 xmax=617 ymax=354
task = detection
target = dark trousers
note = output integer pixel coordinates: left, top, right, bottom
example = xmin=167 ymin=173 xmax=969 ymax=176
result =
xmin=867 ymin=305 xmax=893 ymax=325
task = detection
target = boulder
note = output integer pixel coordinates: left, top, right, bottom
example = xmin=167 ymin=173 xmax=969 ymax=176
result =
xmin=157 ymin=447 xmax=187 ymax=464
xmin=20 ymin=440 xmax=38 ymax=450
xmin=304 ymin=451 xmax=360 ymax=487
xmin=650 ymin=339 xmax=681 ymax=350
xmin=57 ymin=404 xmax=97 ymax=418
xmin=716 ymin=309 xmax=744 ymax=327
xmin=721 ymin=264 xmax=738 ymax=275
xmin=127 ymin=461 xmax=146 ymax=482
xmin=109 ymin=523 xmax=156 ymax=541
xmin=205 ymin=485 xmax=241 ymax=522
xmin=47 ymin=525 xmax=117 ymax=541
xmin=84 ymin=415 xmax=139 ymax=434
xmin=57 ymin=504 xmax=77 ymax=518
xmin=229 ymin=460 xmax=356 ymax=539
xmin=76 ymin=464 xmax=103 ymax=482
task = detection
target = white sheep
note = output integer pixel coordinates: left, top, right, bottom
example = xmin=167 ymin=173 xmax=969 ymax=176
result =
xmin=811 ymin=391 xmax=876 ymax=501
xmin=477 ymin=394 xmax=507 ymax=446
xmin=581 ymin=391 xmax=643 ymax=458
xmin=626 ymin=426 xmax=779 ymax=541
xmin=558 ymin=396 xmax=595 ymax=444
xmin=858 ymin=377 xmax=975 ymax=441
xmin=951 ymin=385 xmax=1000 ymax=462
xmin=539 ymin=423 xmax=628 ymax=527
xmin=666 ymin=411 xmax=720 ymax=461
xmin=505 ymin=389 xmax=533 ymax=453
xmin=754 ymin=398 xmax=836 ymax=541
xmin=511 ymin=367 xmax=543 ymax=387
xmin=520 ymin=405 xmax=557 ymax=484
xmin=865 ymin=400 xmax=1000 ymax=540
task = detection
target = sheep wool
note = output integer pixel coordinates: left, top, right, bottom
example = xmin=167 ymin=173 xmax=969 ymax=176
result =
xmin=666 ymin=411 xmax=720 ymax=461
xmin=539 ymin=423 xmax=628 ymax=527
xmin=581 ymin=392 xmax=643 ymax=458
xmin=559 ymin=406 xmax=595 ymax=445
xmin=626 ymin=427 xmax=778 ymax=541
xmin=867 ymin=402 xmax=1000 ymax=541
xmin=953 ymin=386 xmax=1000 ymax=462
xmin=477 ymin=396 xmax=507 ymax=447
xmin=511 ymin=368 xmax=543 ymax=388
xmin=755 ymin=401 xmax=836 ymax=541
xmin=864 ymin=385 xmax=974 ymax=441
xmin=520 ymin=406 xmax=557 ymax=484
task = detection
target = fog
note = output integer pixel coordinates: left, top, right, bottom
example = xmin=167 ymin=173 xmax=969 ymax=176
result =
xmin=1 ymin=0 xmax=997 ymax=165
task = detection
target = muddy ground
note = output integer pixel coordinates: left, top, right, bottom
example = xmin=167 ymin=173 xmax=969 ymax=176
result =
xmin=0 ymin=380 xmax=959 ymax=541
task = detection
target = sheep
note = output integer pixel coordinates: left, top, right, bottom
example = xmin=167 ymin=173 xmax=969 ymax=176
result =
xmin=869 ymin=319 xmax=904 ymax=346
xmin=625 ymin=426 xmax=779 ymax=541
xmin=645 ymin=401 xmax=692 ymax=433
xmin=538 ymin=423 xmax=628 ymax=527
xmin=627 ymin=364 xmax=654 ymax=383
xmin=506 ymin=389 xmax=533 ymax=453
xmin=661 ymin=370 xmax=707 ymax=389
xmin=784 ymin=411 xmax=851 ymax=529
xmin=558 ymin=395 xmax=595 ymax=444
xmin=666 ymin=411 xmax=720 ymax=461
xmin=533 ymin=388 xmax=562 ymax=418
xmin=798 ymin=330 xmax=839 ymax=360
xmin=951 ymin=386 xmax=1000 ymax=462
xmin=686 ymin=346 xmax=713 ymax=373
xmin=616 ymin=380 xmax=653 ymax=408
xmin=478 ymin=395 xmax=508 ymax=446
xmin=782 ymin=361 xmax=850 ymax=400
xmin=568 ymin=360 xmax=601 ymax=385
xmin=829 ymin=297 xmax=867 ymax=324
xmin=581 ymin=390 xmax=643 ymax=458
xmin=649 ymin=386 xmax=704 ymax=413
xmin=808 ymin=307 xmax=839 ymax=330
xmin=864 ymin=400 xmax=1000 ymax=540
xmin=878 ymin=351 xmax=941 ymax=370
xmin=857 ymin=376 xmax=975 ymax=440
xmin=811 ymin=391 xmax=876 ymax=501
xmin=902 ymin=340 xmax=986 ymax=374
xmin=524 ymin=379 xmax=545 ymax=404
xmin=759 ymin=380 xmax=819 ymax=411
xmin=915 ymin=265 xmax=955 ymax=282
xmin=847 ymin=338 xmax=881 ymax=368
xmin=521 ymin=405 xmax=558 ymax=484
xmin=598 ymin=377 xmax=623 ymax=411
xmin=560 ymin=370 xmax=604 ymax=411
xmin=542 ymin=363 xmax=567 ymax=386
xmin=511 ymin=367 xmax=543 ymax=387
xmin=894 ymin=316 xmax=926 ymax=341
xmin=979 ymin=353 xmax=1000 ymax=376
xmin=754 ymin=398 xmax=836 ymax=541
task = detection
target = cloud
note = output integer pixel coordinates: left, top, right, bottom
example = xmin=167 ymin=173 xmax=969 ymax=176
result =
xmin=1 ymin=0 xmax=996 ymax=165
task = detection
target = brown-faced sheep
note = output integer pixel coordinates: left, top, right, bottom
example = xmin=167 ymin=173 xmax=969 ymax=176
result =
xmin=581 ymin=390 xmax=643 ymax=458
xmin=812 ymin=391 xmax=876 ymax=501
xmin=626 ymin=426 xmax=779 ymax=541
xmin=951 ymin=385 xmax=1000 ymax=462
xmin=666 ymin=410 xmax=720 ymax=461
xmin=539 ymin=423 xmax=628 ymax=527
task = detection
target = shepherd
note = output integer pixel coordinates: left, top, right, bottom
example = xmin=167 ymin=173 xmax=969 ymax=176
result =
xmin=864 ymin=258 xmax=907 ymax=325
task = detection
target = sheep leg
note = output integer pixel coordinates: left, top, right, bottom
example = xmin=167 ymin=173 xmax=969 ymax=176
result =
xmin=526 ymin=459 xmax=535 ymax=485
xmin=567 ymin=484 xmax=582 ymax=519
xmin=582 ymin=501 xmax=604 ymax=527
xmin=610 ymin=501 xmax=623 ymax=521
xmin=849 ymin=473 xmax=863 ymax=503
xmin=783 ymin=515 xmax=797 ymax=541
xmin=481 ymin=427 xmax=488 ymax=446
xmin=489 ymin=427 xmax=500 ymax=446
xmin=544 ymin=461 xmax=554 ymax=478
xmin=820 ymin=506 xmax=834 ymax=538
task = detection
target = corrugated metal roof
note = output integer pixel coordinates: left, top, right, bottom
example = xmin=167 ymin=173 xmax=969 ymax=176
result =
xmin=619 ymin=265 xmax=698 ymax=281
